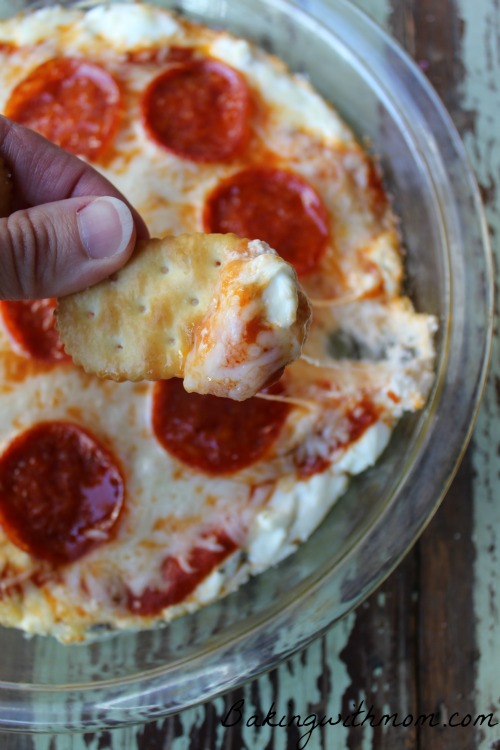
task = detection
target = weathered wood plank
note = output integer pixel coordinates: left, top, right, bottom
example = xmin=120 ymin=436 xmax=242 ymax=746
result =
xmin=388 ymin=2 xmax=479 ymax=748
xmin=455 ymin=0 xmax=500 ymax=748
xmin=338 ymin=554 xmax=419 ymax=750
xmin=417 ymin=458 xmax=478 ymax=749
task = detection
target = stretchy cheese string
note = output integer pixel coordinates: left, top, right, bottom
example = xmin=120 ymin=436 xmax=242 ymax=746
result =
xmin=255 ymin=392 xmax=318 ymax=411
xmin=309 ymin=290 xmax=383 ymax=308
xmin=299 ymin=353 xmax=339 ymax=368
xmin=298 ymin=354 xmax=365 ymax=371
xmin=299 ymin=353 xmax=395 ymax=376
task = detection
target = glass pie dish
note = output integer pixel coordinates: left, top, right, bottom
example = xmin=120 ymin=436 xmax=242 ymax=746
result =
xmin=0 ymin=0 xmax=492 ymax=732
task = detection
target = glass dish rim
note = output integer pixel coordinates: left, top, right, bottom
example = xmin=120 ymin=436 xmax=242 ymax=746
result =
xmin=0 ymin=0 xmax=493 ymax=731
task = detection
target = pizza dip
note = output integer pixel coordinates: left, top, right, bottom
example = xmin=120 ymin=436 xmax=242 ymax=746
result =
xmin=0 ymin=3 xmax=437 ymax=642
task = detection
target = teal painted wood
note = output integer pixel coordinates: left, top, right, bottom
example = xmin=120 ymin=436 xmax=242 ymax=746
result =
xmin=458 ymin=0 xmax=500 ymax=747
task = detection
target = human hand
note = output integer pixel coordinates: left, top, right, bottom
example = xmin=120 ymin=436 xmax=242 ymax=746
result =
xmin=0 ymin=116 xmax=149 ymax=300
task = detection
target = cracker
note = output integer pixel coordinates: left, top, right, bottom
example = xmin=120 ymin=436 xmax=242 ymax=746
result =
xmin=56 ymin=233 xmax=311 ymax=399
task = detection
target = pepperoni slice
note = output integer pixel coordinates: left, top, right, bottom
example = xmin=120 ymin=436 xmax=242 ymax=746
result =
xmin=296 ymin=398 xmax=379 ymax=477
xmin=141 ymin=58 xmax=251 ymax=162
xmin=0 ymin=422 xmax=124 ymax=565
xmin=128 ymin=530 xmax=238 ymax=615
xmin=152 ymin=379 xmax=289 ymax=475
xmin=204 ymin=168 xmax=330 ymax=276
xmin=5 ymin=57 xmax=121 ymax=160
xmin=0 ymin=299 xmax=69 ymax=363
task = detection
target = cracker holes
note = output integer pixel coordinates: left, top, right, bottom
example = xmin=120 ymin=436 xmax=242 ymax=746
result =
xmin=86 ymin=310 xmax=95 ymax=319
xmin=138 ymin=304 xmax=147 ymax=314
xmin=215 ymin=260 xmax=221 ymax=267
xmin=190 ymin=298 xmax=199 ymax=306
xmin=160 ymin=265 xmax=169 ymax=275
xmin=115 ymin=343 xmax=124 ymax=351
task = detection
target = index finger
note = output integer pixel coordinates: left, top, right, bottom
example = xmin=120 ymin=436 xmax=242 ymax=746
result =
xmin=0 ymin=116 xmax=149 ymax=239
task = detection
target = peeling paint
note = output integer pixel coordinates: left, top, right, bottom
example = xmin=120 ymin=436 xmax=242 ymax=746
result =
xmin=457 ymin=0 xmax=500 ymax=747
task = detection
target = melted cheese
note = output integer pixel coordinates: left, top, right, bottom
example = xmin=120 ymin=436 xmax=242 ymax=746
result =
xmin=184 ymin=240 xmax=310 ymax=400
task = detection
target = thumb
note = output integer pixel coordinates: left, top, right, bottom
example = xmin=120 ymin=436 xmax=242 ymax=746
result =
xmin=0 ymin=195 xmax=137 ymax=299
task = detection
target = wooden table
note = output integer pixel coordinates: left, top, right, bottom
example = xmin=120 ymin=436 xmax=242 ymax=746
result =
xmin=2 ymin=0 xmax=498 ymax=748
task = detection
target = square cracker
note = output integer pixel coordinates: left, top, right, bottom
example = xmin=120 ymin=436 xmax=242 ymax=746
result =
xmin=56 ymin=233 xmax=252 ymax=382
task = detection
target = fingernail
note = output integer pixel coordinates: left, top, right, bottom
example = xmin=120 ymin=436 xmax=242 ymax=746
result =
xmin=77 ymin=197 xmax=134 ymax=260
